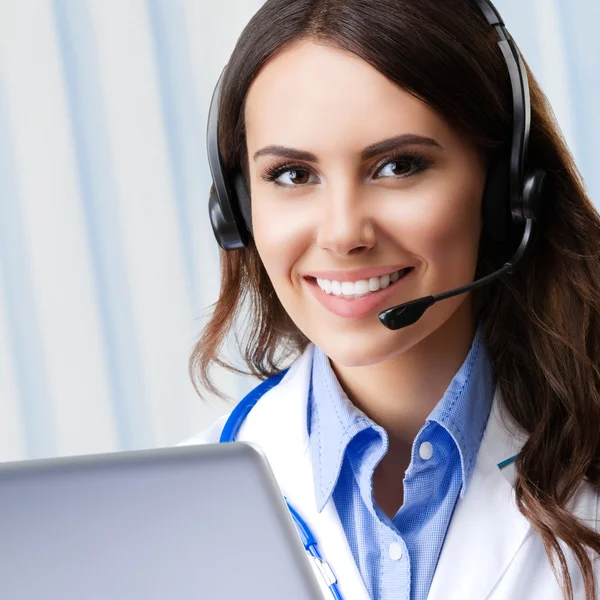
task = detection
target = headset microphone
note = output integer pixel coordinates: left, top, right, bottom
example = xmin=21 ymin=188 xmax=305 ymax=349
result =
xmin=378 ymin=0 xmax=547 ymax=331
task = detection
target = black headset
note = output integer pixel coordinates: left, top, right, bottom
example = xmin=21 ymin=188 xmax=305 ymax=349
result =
xmin=206 ymin=0 xmax=547 ymax=329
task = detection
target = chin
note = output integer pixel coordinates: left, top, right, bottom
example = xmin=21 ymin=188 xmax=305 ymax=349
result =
xmin=299 ymin=297 xmax=471 ymax=368
xmin=305 ymin=320 xmax=422 ymax=368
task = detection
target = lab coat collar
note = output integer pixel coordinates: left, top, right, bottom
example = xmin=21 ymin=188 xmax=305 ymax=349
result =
xmin=427 ymin=386 xmax=531 ymax=599
xmin=235 ymin=343 xmax=532 ymax=600
xmin=236 ymin=343 xmax=372 ymax=600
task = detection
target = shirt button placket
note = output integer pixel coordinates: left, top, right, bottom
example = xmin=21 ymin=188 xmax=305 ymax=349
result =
xmin=381 ymin=534 xmax=410 ymax=600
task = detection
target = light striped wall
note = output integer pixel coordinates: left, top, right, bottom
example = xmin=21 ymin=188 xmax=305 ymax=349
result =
xmin=0 ymin=0 xmax=596 ymax=461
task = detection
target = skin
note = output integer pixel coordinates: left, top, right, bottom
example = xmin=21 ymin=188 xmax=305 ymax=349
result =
xmin=244 ymin=39 xmax=487 ymax=517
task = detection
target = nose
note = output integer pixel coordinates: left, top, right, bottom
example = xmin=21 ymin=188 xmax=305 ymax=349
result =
xmin=315 ymin=182 xmax=376 ymax=256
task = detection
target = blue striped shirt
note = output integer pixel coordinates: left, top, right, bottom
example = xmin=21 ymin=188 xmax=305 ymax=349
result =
xmin=307 ymin=326 xmax=495 ymax=600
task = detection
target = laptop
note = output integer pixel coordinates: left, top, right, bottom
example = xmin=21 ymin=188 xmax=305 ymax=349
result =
xmin=0 ymin=442 xmax=325 ymax=599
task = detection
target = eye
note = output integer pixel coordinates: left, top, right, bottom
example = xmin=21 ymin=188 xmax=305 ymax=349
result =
xmin=373 ymin=152 xmax=433 ymax=180
xmin=277 ymin=168 xmax=315 ymax=186
xmin=261 ymin=164 xmax=317 ymax=188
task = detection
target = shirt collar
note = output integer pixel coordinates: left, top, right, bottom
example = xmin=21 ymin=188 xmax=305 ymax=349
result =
xmin=307 ymin=323 xmax=495 ymax=510
xmin=426 ymin=324 xmax=495 ymax=497
xmin=308 ymin=346 xmax=377 ymax=512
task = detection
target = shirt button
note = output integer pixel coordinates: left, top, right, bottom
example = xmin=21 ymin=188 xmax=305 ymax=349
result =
xmin=388 ymin=542 xmax=403 ymax=561
xmin=419 ymin=441 xmax=433 ymax=460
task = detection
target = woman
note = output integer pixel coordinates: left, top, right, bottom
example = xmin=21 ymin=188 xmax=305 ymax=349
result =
xmin=184 ymin=0 xmax=600 ymax=598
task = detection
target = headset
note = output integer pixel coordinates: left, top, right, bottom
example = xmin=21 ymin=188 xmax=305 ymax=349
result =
xmin=206 ymin=0 xmax=547 ymax=330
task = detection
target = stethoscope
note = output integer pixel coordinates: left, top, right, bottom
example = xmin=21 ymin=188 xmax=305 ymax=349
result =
xmin=219 ymin=369 xmax=518 ymax=600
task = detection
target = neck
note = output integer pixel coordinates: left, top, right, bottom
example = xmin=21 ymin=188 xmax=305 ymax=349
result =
xmin=330 ymin=301 xmax=476 ymax=448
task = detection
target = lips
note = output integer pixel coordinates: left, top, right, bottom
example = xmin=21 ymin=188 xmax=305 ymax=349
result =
xmin=304 ymin=267 xmax=415 ymax=320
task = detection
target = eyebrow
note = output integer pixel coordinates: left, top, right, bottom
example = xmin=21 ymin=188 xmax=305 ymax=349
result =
xmin=252 ymin=134 xmax=444 ymax=163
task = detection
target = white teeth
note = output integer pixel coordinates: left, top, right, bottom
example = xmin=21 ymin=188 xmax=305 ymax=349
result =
xmin=341 ymin=281 xmax=354 ymax=295
xmin=354 ymin=280 xmax=369 ymax=295
xmin=315 ymin=268 xmax=410 ymax=297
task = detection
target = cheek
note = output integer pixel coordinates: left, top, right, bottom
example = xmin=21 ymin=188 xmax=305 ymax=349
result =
xmin=380 ymin=182 xmax=483 ymax=278
xmin=252 ymin=197 xmax=312 ymax=283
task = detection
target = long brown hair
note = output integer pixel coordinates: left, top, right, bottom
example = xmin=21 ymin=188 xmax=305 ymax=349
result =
xmin=189 ymin=1 xmax=600 ymax=596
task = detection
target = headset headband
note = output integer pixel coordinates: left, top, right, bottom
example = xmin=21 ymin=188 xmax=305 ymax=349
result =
xmin=207 ymin=0 xmax=544 ymax=250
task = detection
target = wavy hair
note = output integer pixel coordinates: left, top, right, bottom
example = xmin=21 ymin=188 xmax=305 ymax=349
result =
xmin=189 ymin=1 xmax=600 ymax=597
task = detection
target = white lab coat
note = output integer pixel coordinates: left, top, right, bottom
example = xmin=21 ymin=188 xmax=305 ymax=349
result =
xmin=182 ymin=344 xmax=600 ymax=600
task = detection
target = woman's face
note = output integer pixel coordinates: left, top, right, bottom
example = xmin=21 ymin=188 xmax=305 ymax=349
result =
xmin=244 ymin=40 xmax=487 ymax=367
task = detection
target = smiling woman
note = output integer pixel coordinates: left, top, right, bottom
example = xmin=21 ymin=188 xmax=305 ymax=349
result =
xmin=186 ymin=1 xmax=600 ymax=599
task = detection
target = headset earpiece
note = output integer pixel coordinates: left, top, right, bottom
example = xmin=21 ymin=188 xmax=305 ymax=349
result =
xmin=233 ymin=173 xmax=253 ymax=236
xmin=482 ymin=156 xmax=546 ymax=243
xmin=208 ymin=181 xmax=250 ymax=251
xmin=520 ymin=168 xmax=546 ymax=222
xmin=482 ymin=152 xmax=511 ymax=242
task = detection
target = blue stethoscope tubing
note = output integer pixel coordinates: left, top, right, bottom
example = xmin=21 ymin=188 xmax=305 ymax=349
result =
xmin=219 ymin=369 xmax=344 ymax=600
xmin=219 ymin=369 xmax=518 ymax=600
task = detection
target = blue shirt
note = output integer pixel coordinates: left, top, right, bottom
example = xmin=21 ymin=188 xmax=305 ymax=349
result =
xmin=307 ymin=327 xmax=495 ymax=600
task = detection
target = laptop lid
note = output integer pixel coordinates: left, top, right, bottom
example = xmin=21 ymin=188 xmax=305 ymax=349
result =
xmin=0 ymin=442 xmax=325 ymax=600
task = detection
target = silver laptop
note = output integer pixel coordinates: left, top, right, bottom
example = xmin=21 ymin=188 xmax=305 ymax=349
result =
xmin=0 ymin=442 xmax=324 ymax=599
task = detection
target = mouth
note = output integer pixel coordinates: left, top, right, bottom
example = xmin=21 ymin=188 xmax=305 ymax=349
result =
xmin=312 ymin=267 xmax=413 ymax=298
xmin=303 ymin=267 xmax=415 ymax=320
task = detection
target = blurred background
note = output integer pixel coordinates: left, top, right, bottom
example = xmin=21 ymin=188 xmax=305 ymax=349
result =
xmin=0 ymin=0 xmax=597 ymax=462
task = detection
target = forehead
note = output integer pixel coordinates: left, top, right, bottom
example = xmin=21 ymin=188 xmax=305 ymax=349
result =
xmin=244 ymin=39 xmax=455 ymax=156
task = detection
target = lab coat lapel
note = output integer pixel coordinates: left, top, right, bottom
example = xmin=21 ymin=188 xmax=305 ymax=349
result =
xmin=235 ymin=345 xmax=371 ymax=600
xmin=427 ymin=386 xmax=531 ymax=600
